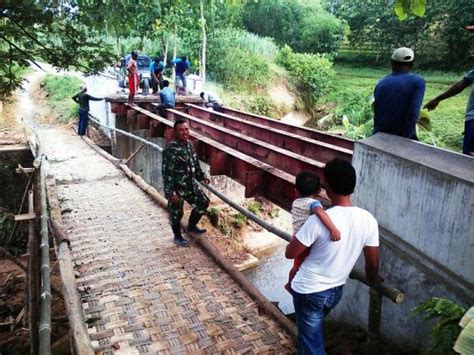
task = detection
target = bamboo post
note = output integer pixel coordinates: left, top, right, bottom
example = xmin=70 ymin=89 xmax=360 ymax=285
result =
xmin=27 ymin=189 xmax=38 ymax=355
xmin=38 ymin=163 xmax=51 ymax=355
xmin=368 ymin=288 xmax=383 ymax=353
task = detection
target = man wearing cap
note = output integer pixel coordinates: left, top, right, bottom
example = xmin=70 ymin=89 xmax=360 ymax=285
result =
xmin=72 ymin=85 xmax=104 ymax=136
xmin=423 ymin=26 xmax=474 ymax=156
xmin=373 ymin=47 xmax=425 ymax=140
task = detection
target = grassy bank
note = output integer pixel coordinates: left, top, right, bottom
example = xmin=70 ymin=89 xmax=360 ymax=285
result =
xmin=321 ymin=63 xmax=469 ymax=152
xmin=41 ymin=74 xmax=83 ymax=123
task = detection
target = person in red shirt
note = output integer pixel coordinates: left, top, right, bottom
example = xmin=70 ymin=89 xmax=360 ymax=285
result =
xmin=127 ymin=51 xmax=139 ymax=105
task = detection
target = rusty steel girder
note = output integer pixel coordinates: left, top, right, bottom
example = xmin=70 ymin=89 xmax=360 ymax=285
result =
xmin=185 ymin=104 xmax=352 ymax=163
xmin=165 ymin=108 xmax=327 ymax=181
xmin=127 ymin=105 xmax=299 ymax=210
xmin=219 ymin=106 xmax=354 ymax=151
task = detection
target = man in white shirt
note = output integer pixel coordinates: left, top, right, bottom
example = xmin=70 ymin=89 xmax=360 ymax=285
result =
xmin=286 ymin=159 xmax=383 ymax=355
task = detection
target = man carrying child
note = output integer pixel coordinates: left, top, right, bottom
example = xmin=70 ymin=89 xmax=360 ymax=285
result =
xmin=286 ymin=159 xmax=383 ymax=355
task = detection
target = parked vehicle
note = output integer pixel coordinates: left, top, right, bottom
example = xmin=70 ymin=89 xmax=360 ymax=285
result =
xmin=115 ymin=54 xmax=151 ymax=92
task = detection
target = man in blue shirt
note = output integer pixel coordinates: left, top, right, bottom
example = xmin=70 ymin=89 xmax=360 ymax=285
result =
xmin=158 ymin=80 xmax=175 ymax=118
xmin=373 ymin=47 xmax=425 ymax=140
xmin=150 ymin=56 xmax=165 ymax=94
xmin=172 ymin=56 xmax=190 ymax=95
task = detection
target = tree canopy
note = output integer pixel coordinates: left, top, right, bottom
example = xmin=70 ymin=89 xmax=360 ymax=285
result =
xmin=0 ymin=0 xmax=114 ymax=99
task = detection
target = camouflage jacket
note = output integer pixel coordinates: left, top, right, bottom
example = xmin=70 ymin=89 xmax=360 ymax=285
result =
xmin=162 ymin=139 xmax=206 ymax=199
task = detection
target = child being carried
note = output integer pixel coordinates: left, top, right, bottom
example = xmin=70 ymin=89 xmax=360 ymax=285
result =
xmin=285 ymin=171 xmax=341 ymax=292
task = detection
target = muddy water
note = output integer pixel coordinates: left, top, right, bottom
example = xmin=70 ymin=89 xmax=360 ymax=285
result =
xmin=244 ymin=243 xmax=295 ymax=314
xmin=242 ymin=208 xmax=296 ymax=315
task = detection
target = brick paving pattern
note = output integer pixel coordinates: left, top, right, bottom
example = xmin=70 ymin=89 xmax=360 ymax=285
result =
xmin=42 ymin=130 xmax=294 ymax=354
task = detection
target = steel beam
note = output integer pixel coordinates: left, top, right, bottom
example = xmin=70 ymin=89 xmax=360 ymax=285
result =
xmin=186 ymin=104 xmax=352 ymax=163
xmin=166 ymin=108 xmax=327 ymax=181
xmin=219 ymin=106 xmax=354 ymax=150
xmin=128 ymin=105 xmax=299 ymax=210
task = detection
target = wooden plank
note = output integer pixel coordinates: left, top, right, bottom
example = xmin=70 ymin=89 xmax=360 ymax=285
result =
xmin=14 ymin=213 xmax=36 ymax=221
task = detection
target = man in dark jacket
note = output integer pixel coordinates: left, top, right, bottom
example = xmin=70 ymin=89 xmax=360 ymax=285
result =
xmin=72 ymin=85 xmax=104 ymax=136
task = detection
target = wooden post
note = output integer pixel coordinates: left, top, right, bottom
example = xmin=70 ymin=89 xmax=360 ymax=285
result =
xmin=368 ymin=287 xmax=383 ymax=353
xmin=27 ymin=189 xmax=38 ymax=355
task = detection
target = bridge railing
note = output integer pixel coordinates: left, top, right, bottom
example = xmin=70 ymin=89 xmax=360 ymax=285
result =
xmin=88 ymin=112 xmax=404 ymax=350
xmin=21 ymin=120 xmax=52 ymax=355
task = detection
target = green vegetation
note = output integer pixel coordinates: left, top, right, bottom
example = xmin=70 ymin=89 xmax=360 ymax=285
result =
xmin=207 ymin=29 xmax=276 ymax=91
xmin=329 ymin=0 xmax=473 ymax=69
xmin=413 ymin=297 xmax=466 ymax=354
xmin=231 ymin=213 xmax=247 ymax=228
xmin=278 ymin=46 xmax=334 ymax=113
xmin=246 ymin=201 xmax=263 ymax=216
xmin=243 ymin=0 xmax=345 ymax=56
xmin=41 ymin=75 xmax=83 ymax=123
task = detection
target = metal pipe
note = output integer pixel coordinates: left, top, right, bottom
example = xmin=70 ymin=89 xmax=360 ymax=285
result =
xmin=38 ymin=160 xmax=51 ymax=355
xmin=88 ymin=115 xmax=163 ymax=152
xmin=203 ymin=183 xmax=292 ymax=242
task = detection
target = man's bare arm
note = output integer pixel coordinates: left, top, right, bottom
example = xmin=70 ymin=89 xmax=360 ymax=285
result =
xmin=424 ymin=79 xmax=471 ymax=110
xmin=363 ymin=246 xmax=384 ymax=284
xmin=285 ymin=236 xmax=309 ymax=259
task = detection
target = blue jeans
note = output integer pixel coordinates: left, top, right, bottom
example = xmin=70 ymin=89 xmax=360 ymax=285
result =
xmin=175 ymin=73 xmax=187 ymax=89
xmin=293 ymin=286 xmax=344 ymax=355
xmin=78 ymin=108 xmax=89 ymax=136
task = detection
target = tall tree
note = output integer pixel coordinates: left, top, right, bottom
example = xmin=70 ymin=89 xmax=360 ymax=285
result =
xmin=0 ymin=0 xmax=114 ymax=99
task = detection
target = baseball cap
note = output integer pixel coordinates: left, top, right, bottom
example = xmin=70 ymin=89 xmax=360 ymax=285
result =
xmin=391 ymin=47 xmax=415 ymax=62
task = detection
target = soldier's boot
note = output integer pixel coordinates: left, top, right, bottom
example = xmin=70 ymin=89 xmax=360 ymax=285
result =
xmin=187 ymin=210 xmax=206 ymax=235
xmin=172 ymin=223 xmax=189 ymax=247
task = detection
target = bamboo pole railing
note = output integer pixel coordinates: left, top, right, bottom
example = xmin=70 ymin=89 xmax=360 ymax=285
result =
xmin=22 ymin=119 xmax=51 ymax=355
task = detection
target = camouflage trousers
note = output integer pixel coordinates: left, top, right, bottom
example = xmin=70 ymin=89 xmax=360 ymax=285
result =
xmin=168 ymin=187 xmax=210 ymax=226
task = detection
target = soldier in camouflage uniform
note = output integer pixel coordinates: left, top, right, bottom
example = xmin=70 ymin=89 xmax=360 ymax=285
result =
xmin=162 ymin=119 xmax=210 ymax=246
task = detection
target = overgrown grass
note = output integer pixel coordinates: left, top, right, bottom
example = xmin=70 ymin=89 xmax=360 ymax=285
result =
xmin=321 ymin=64 xmax=468 ymax=152
xmin=41 ymin=74 xmax=83 ymax=123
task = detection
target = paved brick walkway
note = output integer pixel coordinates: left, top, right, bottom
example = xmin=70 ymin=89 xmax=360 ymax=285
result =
xmin=42 ymin=129 xmax=293 ymax=354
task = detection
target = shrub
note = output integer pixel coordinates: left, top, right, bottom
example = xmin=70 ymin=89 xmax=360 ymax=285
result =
xmin=277 ymin=46 xmax=334 ymax=110
xmin=245 ymin=96 xmax=275 ymax=117
xmin=243 ymin=0 xmax=345 ymax=56
xmin=336 ymin=92 xmax=373 ymax=127
xmin=413 ymin=297 xmax=465 ymax=354
xmin=41 ymin=74 xmax=83 ymax=123
xmin=207 ymin=29 xmax=276 ymax=90
xmin=300 ymin=12 xmax=346 ymax=56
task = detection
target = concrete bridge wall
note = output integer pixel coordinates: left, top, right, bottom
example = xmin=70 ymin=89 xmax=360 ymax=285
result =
xmin=330 ymin=133 xmax=474 ymax=349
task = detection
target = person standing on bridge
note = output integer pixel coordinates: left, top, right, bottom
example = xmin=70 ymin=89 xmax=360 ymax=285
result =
xmin=72 ymin=84 xmax=104 ymax=136
xmin=162 ymin=119 xmax=210 ymax=247
xmin=286 ymin=159 xmax=383 ymax=355
xmin=127 ymin=50 xmax=139 ymax=106
xmin=150 ymin=56 xmax=165 ymax=94
xmin=373 ymin=47 xmax=425 ymax=140
xmin=172 ymin=55 xmax=190 ymax=95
